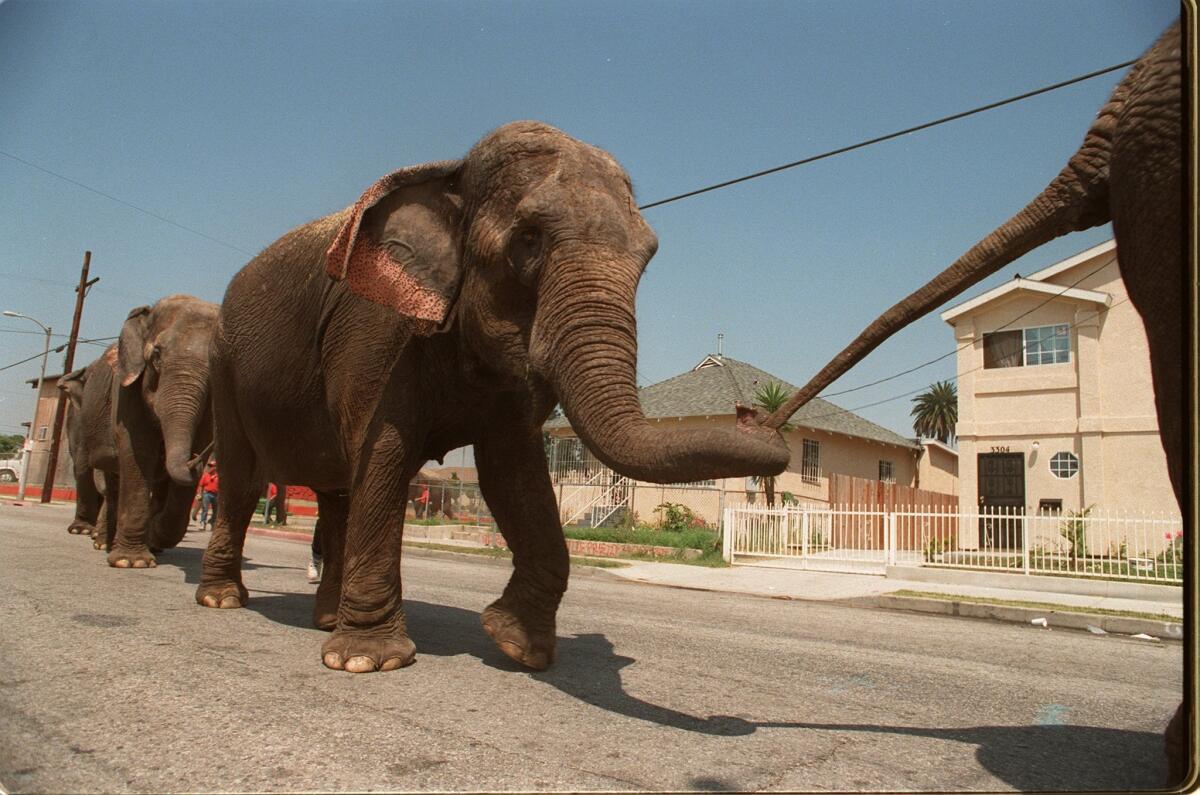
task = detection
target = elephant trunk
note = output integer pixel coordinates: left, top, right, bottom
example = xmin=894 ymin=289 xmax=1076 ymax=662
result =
xmin=159 ymin=374 xmax=210 ymax=487
xmin=765 ymin=97 xmax=1121 ymax=429
xmin=534 ymin=252 xmax=789 ymax=484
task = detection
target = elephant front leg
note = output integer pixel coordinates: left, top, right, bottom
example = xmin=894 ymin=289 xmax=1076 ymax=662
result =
xmin=92 ymin=473 xmax=118 ymax=552
xmin=321 ymin=430 xmax=417 ymax=674
xmin=476 ymin=427 xmax=568 ymax=671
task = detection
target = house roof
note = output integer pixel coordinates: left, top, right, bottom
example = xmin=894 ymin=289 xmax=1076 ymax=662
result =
xmin=940 ymin=240 xmax=1115 ymax=324
xmin=546 ymin=355 xmax=919 ymax=450
xmin=919 ymin=438 xmax=959 ymax=458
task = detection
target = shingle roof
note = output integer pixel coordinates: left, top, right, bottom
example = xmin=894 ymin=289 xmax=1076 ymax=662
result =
xmin=545 ymin=355 xmax=919 ymax=450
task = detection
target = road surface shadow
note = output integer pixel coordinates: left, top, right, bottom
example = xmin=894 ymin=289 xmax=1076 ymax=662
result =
xmin=404 ymin=600 xmax=1172 ymax=791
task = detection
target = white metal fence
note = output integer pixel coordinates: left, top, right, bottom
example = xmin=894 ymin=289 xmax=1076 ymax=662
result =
xmin=725 ymin=504 xmax=1184 ymax=583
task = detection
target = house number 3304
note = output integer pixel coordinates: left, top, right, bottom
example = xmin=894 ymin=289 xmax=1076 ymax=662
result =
xmin=990 ymin=446 xmax=1011 ymax=453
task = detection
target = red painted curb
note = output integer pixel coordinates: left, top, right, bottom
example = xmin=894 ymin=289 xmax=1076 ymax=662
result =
xmin=246 ymin=525 xmax=313 ymax=543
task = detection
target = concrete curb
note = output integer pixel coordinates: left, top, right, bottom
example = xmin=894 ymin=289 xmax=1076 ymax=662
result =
xmin=869 ymin=594 xmax=1183 ymax=640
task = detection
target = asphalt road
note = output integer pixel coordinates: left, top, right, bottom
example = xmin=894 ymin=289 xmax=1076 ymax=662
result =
xmin=0 ymin=502 xmax=1182 ymax=792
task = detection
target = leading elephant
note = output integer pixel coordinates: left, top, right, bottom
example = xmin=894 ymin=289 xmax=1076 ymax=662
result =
xmin=195 ymin=120 xmax=789 ymax=674
xmin=107 ymin=295 xmax=219 ymax=568
xmin=763 ymin=21 xmax=1188 ymax=786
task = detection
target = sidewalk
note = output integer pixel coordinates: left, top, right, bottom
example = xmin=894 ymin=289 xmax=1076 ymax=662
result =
xmin=240 ymin=519 xmax=1183 ymax=641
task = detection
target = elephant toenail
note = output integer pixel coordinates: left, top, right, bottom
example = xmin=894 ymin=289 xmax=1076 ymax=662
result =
xmin=132 ymin=560 xmax=147 ymax=568
xmin=379 ymin=656 xmax=412 ymax=672
xmin=114 ymin=559 xmax=130 ymax=568
xmin=322 ymin=652 xmax=344 ymax=670
xmin=345 ymin=656 xmax=377 ymax=673
xmin=218 ymin=595 xmax=241 ymax=609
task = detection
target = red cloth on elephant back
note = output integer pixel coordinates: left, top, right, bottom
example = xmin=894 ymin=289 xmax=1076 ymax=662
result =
xmin=324 ymin=163 xmax=460 ymax=331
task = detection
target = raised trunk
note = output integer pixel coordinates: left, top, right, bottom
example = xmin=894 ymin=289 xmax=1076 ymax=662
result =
xmin=536 ymin=255 xmax=789 ymax=484
xmin=765 ymin=96 xmax=1121 ymax=430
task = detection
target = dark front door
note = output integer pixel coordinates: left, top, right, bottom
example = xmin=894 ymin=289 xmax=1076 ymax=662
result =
xmin=978 ymin=452 xmax=1025 ymax=549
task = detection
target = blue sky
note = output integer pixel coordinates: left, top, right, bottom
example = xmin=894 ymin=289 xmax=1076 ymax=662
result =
xmin=0 ymin=1 xmax=1180 ymax=461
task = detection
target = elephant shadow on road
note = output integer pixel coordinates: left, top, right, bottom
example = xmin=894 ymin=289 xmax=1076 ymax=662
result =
xmin=405 ymin=600 xmax=1171 ymax=790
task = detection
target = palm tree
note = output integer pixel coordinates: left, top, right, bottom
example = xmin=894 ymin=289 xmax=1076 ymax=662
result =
xmin=752 ymin=382 xmax=793 ymax=507
xmin=911 ymin=380 xmax=957 ymax=443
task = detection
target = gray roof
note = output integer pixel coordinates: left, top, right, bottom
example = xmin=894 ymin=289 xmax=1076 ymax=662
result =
xmin=546 ymin=355 xmax=919 ymax=450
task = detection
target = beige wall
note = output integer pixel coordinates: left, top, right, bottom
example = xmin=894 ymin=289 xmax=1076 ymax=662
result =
xmin=949 ymin=245 xmax=1175 ymax=524
xmin=23 ymin=376 xmax=74 ymax=487
xmin=918 ymin=442 xmax=959 ymax=495
xmin=551 ymin=413 xmax=922 ymax=524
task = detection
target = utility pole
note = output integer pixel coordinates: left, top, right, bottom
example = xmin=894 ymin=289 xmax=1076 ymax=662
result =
xmin=40 ymin=251 xmax=98 ymax=503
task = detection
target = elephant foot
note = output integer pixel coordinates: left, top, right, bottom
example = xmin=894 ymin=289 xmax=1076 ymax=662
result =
xmin=321 ymin=622 xmax=416 ymax=673
xmin=195 ymin=581 xmax=249 ymax=610
xmin=68 ymin=521 xmax=95 ymax=535
xmin=481 ymin=599 xmax=556 ymax=671
xmin=107 ymin=547 xmax=157 ymax=568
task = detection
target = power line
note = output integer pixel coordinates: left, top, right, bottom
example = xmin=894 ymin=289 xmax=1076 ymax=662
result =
xmin=0 ymin=336 xmax=117 ymax=373
xmin=798 ymin=297 xmax=1127 ymax=427
xmin=817 ymin=254 xmax=1116 ymax=399
xmin=638 ymin=59 xmax=1136 ymax=211
xmin=0 ymin=150 xmax=254 ymax=257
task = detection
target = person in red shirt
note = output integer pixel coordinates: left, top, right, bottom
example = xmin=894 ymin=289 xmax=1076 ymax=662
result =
xmin=197 ymin=460 xmax=219 ymax=532
xmin=262 ymin=482 xmax=279 ymax=524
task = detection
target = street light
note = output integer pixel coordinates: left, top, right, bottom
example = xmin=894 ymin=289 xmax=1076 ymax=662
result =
xmin=3 ymin=311 xmax=52 ymax=501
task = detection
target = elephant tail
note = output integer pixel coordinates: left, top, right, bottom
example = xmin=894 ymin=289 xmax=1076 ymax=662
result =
xmin=762 ymin=63 xmax=1133 ymax=429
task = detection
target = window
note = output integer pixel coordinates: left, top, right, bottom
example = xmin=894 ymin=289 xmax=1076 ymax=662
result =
xmin=801 ymin=439 xmax=821 ymax=484
xmin=878 ymin=460 xmax=894 ymax=482
xmin=982 ymin=324 xmax=1070 ymax=369
xmin=36 ymin=426 xmax=48 ymax=441
xmin=1038 ymin=499 xmax=1063 ymax=515
xmin=1049 ymin=451 xmax=1079 ymax=479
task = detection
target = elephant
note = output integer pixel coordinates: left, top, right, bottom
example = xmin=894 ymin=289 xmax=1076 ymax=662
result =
xmin=106 ymin=295 xmax=219 ymax=568
xmin=761 ymin=21 xmax=1188 ymax=786
xmin=59 ymin=362 xmax=106 ymax=537
xmin=195 ymin=120 xmax=790 ymax=674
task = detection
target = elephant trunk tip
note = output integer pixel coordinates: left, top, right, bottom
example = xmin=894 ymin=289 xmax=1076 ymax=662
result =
xmin=166 ymin=455 xmax=197 ymax=487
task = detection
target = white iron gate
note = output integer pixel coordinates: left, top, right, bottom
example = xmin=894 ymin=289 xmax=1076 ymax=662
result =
xmin=724 ymin=504 xmax=1184 ymax=583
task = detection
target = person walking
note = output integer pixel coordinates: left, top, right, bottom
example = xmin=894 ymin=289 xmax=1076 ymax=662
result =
xmin=262 ymin=482 xmax=279 ymax=524
xmin=307 ymin=524 xmax=322 ymax=584
xmin=197 ymin=460 xmax=219 ymax=532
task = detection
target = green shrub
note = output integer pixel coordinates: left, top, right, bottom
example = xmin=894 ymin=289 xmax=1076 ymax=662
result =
xmin=1058 ymin=505 xmax=1092 ymax=561
xmin=654 ymin=502 xmax=707 ymax=532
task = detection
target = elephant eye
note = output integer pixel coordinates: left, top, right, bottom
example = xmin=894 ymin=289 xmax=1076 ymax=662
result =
xmin=508 ymin=226 xmax=543 ymax=286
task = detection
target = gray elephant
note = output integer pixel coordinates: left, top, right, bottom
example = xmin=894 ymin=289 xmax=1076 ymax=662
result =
xmin=107 ymin=295 xmax=219 ymax=567
xmin=59 ymin=361 xmax=106 ymax=537
xmin=763 ymin=21 xmax=1187 ymax=786
xmin=60 ymin=346 xmax=121 ymax=550
xmin=195 ymin=121 xmax=789 ymax=674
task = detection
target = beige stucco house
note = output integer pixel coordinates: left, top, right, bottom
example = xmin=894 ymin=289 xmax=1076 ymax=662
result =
xmin=544 ymin=355 xmax=932 ymax=525
xmin=917 ymin=439 xmax=959 ymax=496
xmin=942 ymin=239 xmax=1175 ymax=521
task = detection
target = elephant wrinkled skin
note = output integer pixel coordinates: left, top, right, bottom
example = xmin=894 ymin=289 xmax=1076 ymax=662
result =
xmin=196 ymin=121 xmax=789 ymax=674
xmin=765 ymin=22 xmax=1190 ymax=787
xmin=108 ymin=295 xmax=218 ymax=568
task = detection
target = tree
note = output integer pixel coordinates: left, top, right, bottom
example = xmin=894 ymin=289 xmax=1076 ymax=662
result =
xmin=0 ymin=434 xmax=24 ymax=456
xmin=752 ymin=382 xmax=794 ymax=507
xmin=911 ymin=380 xmax=957 ymax=443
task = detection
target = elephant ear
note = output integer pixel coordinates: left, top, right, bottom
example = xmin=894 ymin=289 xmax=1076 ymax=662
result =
xmin=117 ymin=306 xmax=152 ymax=387
xmin=58 ymin=368 xmax=88 ymax=409
xmin=325 ymin=161 xmax=464 ymax=334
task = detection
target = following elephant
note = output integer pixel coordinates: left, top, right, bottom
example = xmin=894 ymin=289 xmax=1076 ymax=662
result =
xmin=195 ymin=120 xmax=790 ymax=674
xmin=408 ymin=480 xmax=457 ymax=521
xmin=761 ymin=21 xmax=1189 ymax=787
xmin=59 ymin=360 xmax=107 ymax=538
xmin=106 ymin=295 xmax=219 ymax=568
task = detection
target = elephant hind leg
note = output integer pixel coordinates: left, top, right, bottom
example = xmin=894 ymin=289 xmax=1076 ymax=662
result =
xmin=312 ymin=490 xmax=348 ymax=631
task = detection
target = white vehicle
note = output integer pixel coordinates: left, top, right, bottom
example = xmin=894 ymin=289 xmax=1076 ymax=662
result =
xmin=0 ymin=449 xmax=24 ymax=483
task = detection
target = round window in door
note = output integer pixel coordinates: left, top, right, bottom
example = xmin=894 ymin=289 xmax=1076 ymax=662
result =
xmin=1050 ymin=451 xmax=1079 ymax=479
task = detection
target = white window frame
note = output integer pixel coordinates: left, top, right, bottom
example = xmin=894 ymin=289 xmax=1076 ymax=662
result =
xmin=982 ymin=323 xmax=1071 ymax=369
xmin=801 ymin=439 xmax=821 ymax=485
xmin=36 ymin=426 xmax=48 ymax=441
xmin=1049 ymin=451 xmax=1080 ymax=479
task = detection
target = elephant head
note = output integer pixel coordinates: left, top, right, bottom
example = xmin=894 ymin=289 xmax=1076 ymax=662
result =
xmin=58 ymin=366 xmax=88 ymax=410
xmin=327 ymin=121 xmax=789 ymax=483
xmin=116 ymin=296 xmax=218 ymax=486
